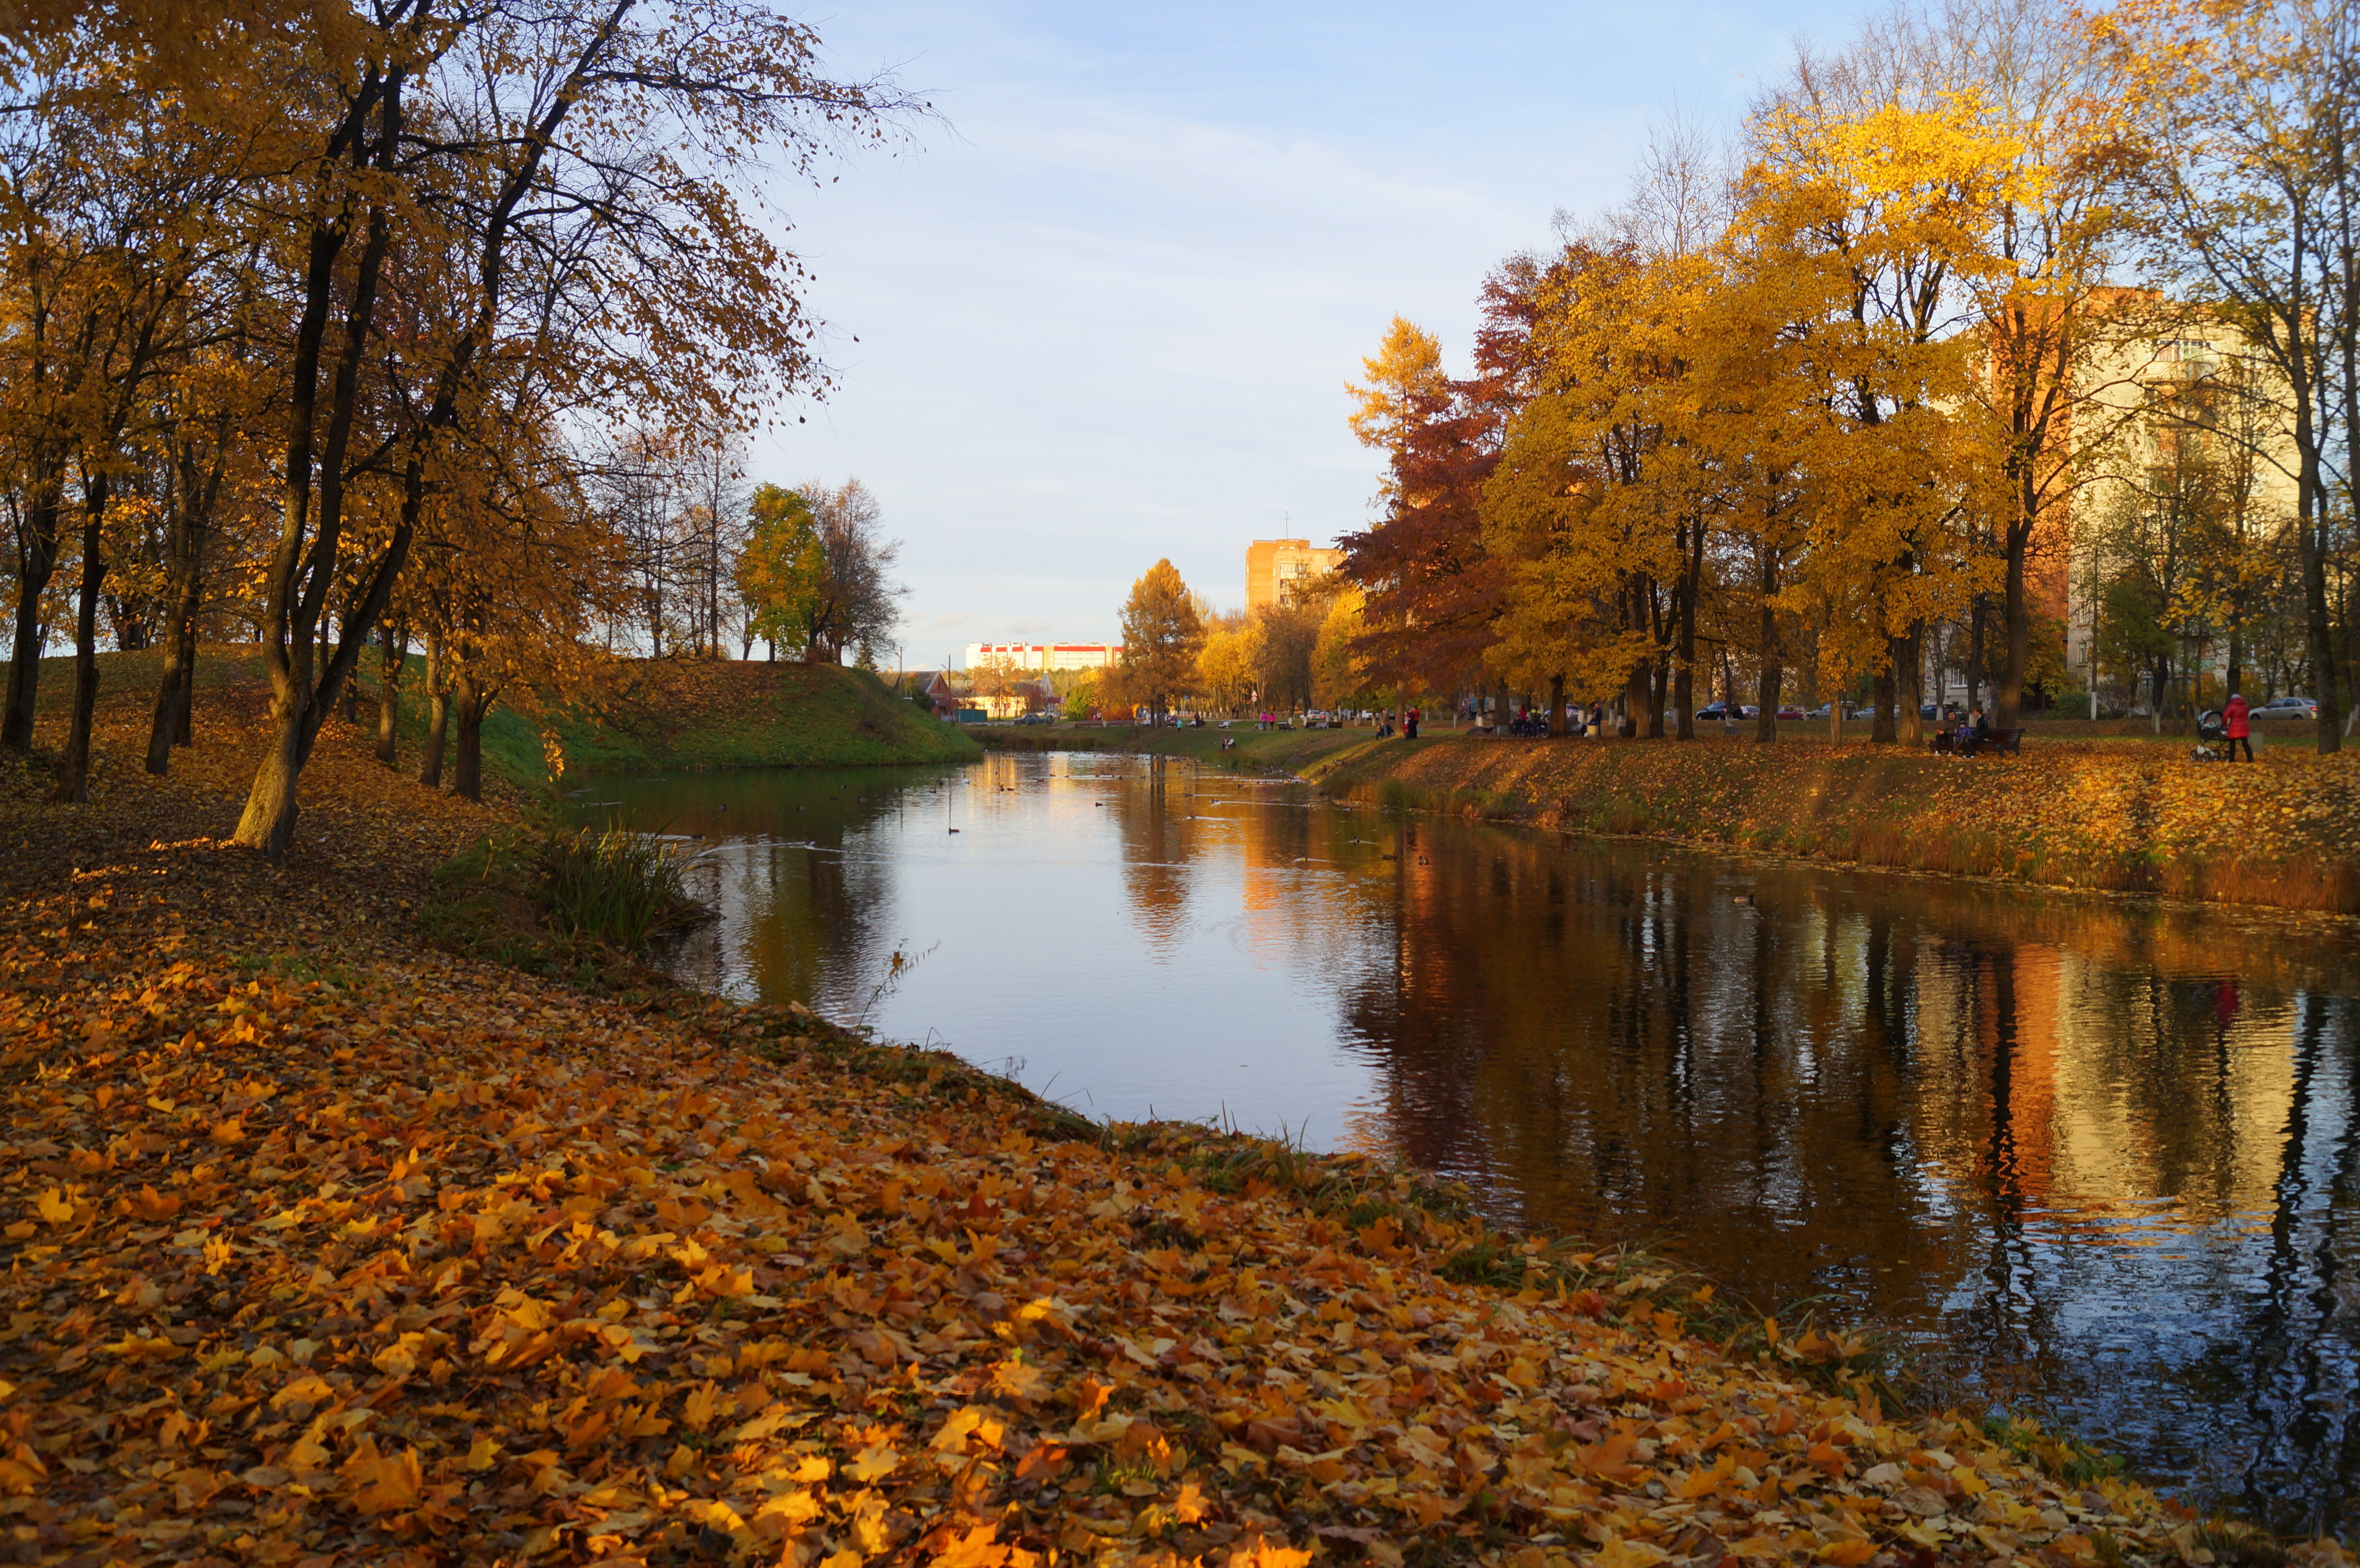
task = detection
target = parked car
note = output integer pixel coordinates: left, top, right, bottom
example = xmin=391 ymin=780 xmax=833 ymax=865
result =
xmin=1777 ymin=705 xmax=1806 ymax=721
xmin=1696 ymin=703 xmax=1733 ymax=722
xmin=1807 ymin=702 xmax=1837 ymax=721
xmin=2249 ymin=695 xmax=2317 ymax=720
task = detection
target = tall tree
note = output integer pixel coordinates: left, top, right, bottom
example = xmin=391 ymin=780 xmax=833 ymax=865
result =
xmin=2099 ymin=0 xmax=2354 ymax=751
xmin=737 ymin=481 xmax=820 ymax=662
xmin=787 ymin=478 xmax=903 ymax=665
xmin=226 ymin=0 xmax=916 ymax=855
xmin=1115 ymin=558 xmax=1205 ymax=722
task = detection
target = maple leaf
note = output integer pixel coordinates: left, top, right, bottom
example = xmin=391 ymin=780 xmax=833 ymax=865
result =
xmin=988 ymin=1357 xmax=1051 ymax=1403
xmin=932 ymin=1523 xmax=1027 ymax=1568
xmin=343 ymin=1439 xmax=425 ymax=1515
xmin=1231 ymin=1539 xmax=1314 ymax=1568
xmin=846 ymin=1442 xmax=899 ymax=1482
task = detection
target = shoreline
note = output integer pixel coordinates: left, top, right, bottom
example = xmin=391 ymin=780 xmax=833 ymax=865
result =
xmin=968 ymin=724 xmax=2360 ymax=918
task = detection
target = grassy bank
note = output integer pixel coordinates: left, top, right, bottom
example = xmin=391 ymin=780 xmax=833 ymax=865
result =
xmin=556 ymin=660 xmax=979 ymax=772
xmin=0 ymin=647 xmax=979 ymax=795
xmin=973 ymin=721 xmax=2360 ymax=915
xmin=8 ymin=673 xmax=2344 ymax=1565
xmin=969 ymin=722 xmax=1371 ymax=772
xmin=1292 ymin=731 xmax=2360 ymax=916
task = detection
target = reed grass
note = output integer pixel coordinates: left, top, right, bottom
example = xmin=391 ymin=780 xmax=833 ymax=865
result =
xmin=543 ymin=826 xmax=713 ymax=949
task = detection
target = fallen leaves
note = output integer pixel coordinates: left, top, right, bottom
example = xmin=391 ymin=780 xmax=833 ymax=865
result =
xmin=1306 ymin=734 xmax=2360 ymax=913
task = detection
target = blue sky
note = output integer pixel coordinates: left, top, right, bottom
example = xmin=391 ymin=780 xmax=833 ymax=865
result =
xmin=752 ymin=1 xmax=1863 ymax=665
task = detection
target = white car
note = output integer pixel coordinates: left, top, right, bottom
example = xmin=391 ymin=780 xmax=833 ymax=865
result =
xmin=2249 ymin=696 xmax=2317 ymax=720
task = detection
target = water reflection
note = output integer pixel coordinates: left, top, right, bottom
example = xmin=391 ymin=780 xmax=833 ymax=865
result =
xmin=570 ymin=751 xmax=2360 ymax=1530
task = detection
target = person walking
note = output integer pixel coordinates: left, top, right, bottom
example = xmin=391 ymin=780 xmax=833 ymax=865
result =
xmin=2224 ymin=691 xmax=2252 ymax=762
xmin=1404 ymin=707 xmax=1420 ymax=739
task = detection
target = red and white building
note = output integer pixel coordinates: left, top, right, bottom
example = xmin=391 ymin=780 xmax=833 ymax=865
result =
xmin=963 ymin=641 xmax=1122 ymax=672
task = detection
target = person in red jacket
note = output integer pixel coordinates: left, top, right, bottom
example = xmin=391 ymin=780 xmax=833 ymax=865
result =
xmin=2224 ymin=691 xmax=2252 ymax=761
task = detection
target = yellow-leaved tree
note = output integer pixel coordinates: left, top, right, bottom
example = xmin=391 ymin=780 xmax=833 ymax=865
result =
xmin=1113 ymin=560 xmax=1205 ymax=721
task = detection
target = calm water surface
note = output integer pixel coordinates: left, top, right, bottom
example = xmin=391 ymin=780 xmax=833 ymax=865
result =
xmin=569 ymin=750 xmax=2360 ymax=1531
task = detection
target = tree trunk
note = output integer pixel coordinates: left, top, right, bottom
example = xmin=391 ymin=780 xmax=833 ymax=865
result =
xmin=2297 ymin=485 xmax=2342 ymax=753
xmin=1898 ymin=625 xmax=1923 ymax=747
xmin=1967 ymin=595 xmax=1987 ymax=716
xmin=1673 ymin=524 xmax=1704 ymax=741
xmin=418 ymin=634 xmax=449 ymax=788
xmin=1755 ymin=560 xmax=1781 ymax=745
xmin=1547 ymin=674 xmax=1564 ymax=737
xmin=338 ymin=612 xmax=362 ymax=723
xmin=1672 ymin=629 xmax=1696 ymax=741
xmin=2 ymin=463 xmax=67 ymax=752
xmin=1997 ymin=542 xmax=2030 ymax=727
xmin=1621 ymin=661 xmax=1647 ymax=738
xmin=451 ymin=671 xmax=493 ymax=804
xmin=53 ymin=478 xmax=108 ymax=802
xmin=376 ymin=622 xmax=405 ymax=767
xmin=172 ymin=615 xmax=196 ymax=746
xmin=1872 ymin=659 xmax=1898 ymax=745
xmin=146 ymin=472 xmax=209 ymax=776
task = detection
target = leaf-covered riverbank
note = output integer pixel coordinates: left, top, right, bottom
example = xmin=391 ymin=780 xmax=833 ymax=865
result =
xmin=4 ymin=698 xmax=2352 ymax=1566
xmin=971 ymin=723 xmax=2360 ymax=914
xmin=1285 ymin=733 xmax=2360 ymax=916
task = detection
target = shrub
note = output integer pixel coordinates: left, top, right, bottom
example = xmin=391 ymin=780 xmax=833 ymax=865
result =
xmin=544 ymin=827 xmax=713 ymax=950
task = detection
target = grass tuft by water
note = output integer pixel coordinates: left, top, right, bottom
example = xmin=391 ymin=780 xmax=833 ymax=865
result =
xmin=544 ymin=825 xmax=713 ymax=949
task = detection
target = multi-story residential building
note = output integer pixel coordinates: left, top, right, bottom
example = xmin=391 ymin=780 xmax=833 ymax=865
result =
xmin=962 ymin=642 xmax=1122 ymax=672
xmin=1245 ymin=539 xmax=1343 ymax=613
xmin=2058 ymin=318 xmax=2300 ymax=699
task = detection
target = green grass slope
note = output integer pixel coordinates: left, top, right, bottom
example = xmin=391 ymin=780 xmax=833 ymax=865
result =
xmin=968 ymin=721 xmax=1373 ymax=771
xmin=1 ymin=648 xmax=976 ymax=793
xmin=553 ymin=660 xmax=980 ymax=772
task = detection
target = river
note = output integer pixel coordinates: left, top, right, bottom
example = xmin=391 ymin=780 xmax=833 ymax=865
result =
xmin=567 ymin=747 xmax=2360 ymax=1532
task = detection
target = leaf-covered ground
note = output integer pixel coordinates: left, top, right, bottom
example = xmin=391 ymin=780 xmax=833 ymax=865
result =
xmin=1298 ymin=733 xmax=2360 ymax=915
xmin=4 ymin=689 xmax=2353 ymax=1567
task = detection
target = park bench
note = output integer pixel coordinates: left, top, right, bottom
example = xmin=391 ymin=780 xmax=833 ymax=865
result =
xmin=1930 ymin=727 xmax=2024 ymax=757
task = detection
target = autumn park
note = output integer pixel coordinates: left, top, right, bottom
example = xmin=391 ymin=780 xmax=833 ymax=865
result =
xmin=6 ymin=1 xmax=2360 ymax=1567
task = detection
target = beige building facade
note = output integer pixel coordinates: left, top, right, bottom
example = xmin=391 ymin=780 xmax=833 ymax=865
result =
xmin=2060 ymin=320 xmax=2300 ymax=689
xmin=1246 ymin=539 xmax=1343 ymax=614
